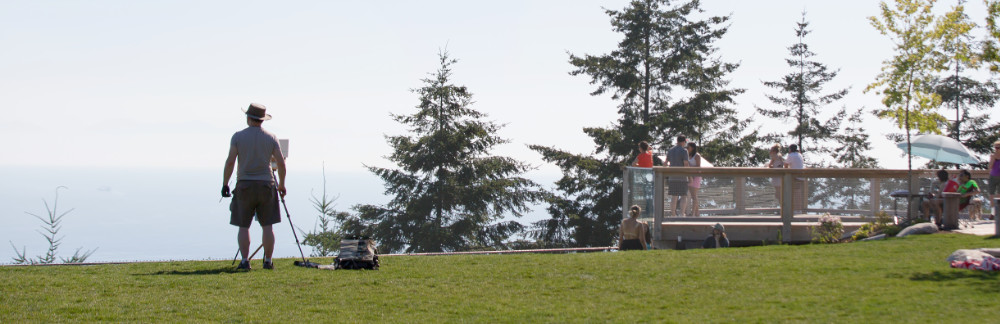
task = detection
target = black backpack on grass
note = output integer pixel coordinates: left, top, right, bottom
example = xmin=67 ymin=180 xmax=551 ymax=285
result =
xmin=334 ymin=236 xmax=380 ymax=270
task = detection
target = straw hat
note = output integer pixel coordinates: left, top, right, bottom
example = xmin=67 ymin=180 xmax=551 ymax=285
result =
xmin=243 ymin=103 xmax=272 ymax=121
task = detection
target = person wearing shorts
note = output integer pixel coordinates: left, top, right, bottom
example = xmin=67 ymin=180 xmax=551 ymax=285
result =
xmin=687 ymin=142 xmax=703 ymax=217
xmin=989 ymin=141 xmax=1000 ymax=213
xmin=667 ymin=135 xmax=690 ymax=217
xmin=222 ymin=103 xmax=287 ymax=270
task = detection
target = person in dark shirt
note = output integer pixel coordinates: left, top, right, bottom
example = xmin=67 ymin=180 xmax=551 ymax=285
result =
xmin=703 ymin=223 xmax=729 ymax=248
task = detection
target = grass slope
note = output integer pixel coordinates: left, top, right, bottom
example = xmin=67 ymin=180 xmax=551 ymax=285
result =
xmin=1 ymin=234 xmax=998 ymax=322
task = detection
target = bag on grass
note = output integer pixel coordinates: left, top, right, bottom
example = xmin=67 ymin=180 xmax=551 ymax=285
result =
xmin=334 ymin=236 xmax=380 ymax=270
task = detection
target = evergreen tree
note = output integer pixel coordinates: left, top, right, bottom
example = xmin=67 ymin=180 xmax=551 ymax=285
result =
xmin=932 ymin=76 xmax=1000 ymax=160
xmin=756 ymin=12 xmax=849 ymax=164
xmin=932 ymin=1 xmax=1000 ymax=166
xmin=529 ymin=0 xmax=756 ymax=247
xmin=832 ymin=107 xmax=881 ymax=169
xmin=983 ymin=0 xmax=1000 ymax=72
xmin=348 ymin=51 xmax=544 ymax=253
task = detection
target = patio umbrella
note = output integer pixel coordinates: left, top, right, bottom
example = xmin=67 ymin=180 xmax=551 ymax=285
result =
xmin=896 ymin=134 xmax=980 ymax=165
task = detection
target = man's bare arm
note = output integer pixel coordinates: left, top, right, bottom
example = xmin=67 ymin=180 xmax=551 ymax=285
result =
xmin=223 ymin=145 xmax=237 ymax=186
xmin=273 ymin=146 xmax=287 ymax=197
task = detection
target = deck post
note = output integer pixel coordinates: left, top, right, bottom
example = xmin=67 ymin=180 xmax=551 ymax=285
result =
xmin=622 ymin=167 xmax=629 ymax=221
xmin=907 ymin=173 xmax=920 ymax=222
xmin=870 ymin=178 xmax=881 ymax=216
xmin=734 ymin=176 xmax=746 ymax=215
xmin=652 ymin=168 xmax=664 ymax=248
xmin=781 ymin=172 xmax=793 ymax=243
xmin=994 ymin=198 xmax=999 ymax=237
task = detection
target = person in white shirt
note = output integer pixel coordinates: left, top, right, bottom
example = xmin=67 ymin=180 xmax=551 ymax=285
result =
xmin=786 ymin=144 xmax=804 ymax=169
xmin=785 ymin=144 xmax=805 ymax=213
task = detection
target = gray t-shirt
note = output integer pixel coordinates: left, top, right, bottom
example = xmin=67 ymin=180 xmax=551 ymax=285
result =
xmin=231 ymin=126 xmax=280 ymax=182
xmin=667 ymin=145 xmax=689 ymax=181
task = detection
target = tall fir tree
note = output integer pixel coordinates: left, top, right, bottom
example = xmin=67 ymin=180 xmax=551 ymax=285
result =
xmin=529 ymin=0 xmax=757 ymax=247
xmin=832 ymin=108 xmax=881 ymax=169
xmin=756 ymin=11 xmax=849 ymax=165
xmin=932 ymin=0 xmax=1000 ymax=167
xmin=931 ymin=76 xmax=1000 ymax=167
xmin=983 ymin=0 xmax=1000 ymax=72
xmin=347 ymin=51 xmax=544 ymax=253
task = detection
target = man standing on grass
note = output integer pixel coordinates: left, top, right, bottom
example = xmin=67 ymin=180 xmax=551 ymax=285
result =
xmin=222 ymin=103 xmax=287 ymax=270
xmin=667 ymin=135 xmax=690 ymax=217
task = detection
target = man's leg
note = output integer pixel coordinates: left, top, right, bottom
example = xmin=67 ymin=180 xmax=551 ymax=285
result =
xmin=238 ymin=227 xmax=251 ymax=261
xmin=262 ymin=224 xmax=275 ymax=261
xmin=670 ymin=195 xmax=677 ymax=217
xmin=932 ymin=200 xmax=943 ymax=224
xmin=678 ymin=194 xmax=687 ymax=217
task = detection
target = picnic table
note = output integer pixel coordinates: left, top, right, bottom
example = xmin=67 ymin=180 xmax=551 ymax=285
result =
xmin=941 ymin=192 xmax=961 ymax=230
xmin=888 ymin=190 xmax=927 ymax=219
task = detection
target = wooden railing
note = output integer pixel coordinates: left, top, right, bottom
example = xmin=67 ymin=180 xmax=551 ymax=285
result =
xmin=623 ymin=167 xmax=992 ymax=243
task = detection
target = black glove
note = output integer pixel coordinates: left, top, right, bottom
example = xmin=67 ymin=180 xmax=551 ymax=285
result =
xmin=222 ymin=185 xmax=231 ymax=198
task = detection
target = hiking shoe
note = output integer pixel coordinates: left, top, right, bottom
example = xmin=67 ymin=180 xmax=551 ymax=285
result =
xmin=236 ymin=260 xmax=251 ymax=270
xmin=262 ymin=260 xmax=274 ymax=270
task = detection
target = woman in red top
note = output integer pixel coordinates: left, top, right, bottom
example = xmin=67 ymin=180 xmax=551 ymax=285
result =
xmin=632 ymin=141 xmax=654 ymax=168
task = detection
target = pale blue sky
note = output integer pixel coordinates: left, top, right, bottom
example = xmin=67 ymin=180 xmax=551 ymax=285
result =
xmin=1 ymin=0 xmax=995 ymax=175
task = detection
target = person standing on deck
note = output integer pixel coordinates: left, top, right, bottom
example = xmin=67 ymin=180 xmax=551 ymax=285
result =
xmin=686 ymin=142 xmax=704 ymax=217
xmin=667 ymin=135 xmax=690 ymax=217
xmin=785 ymin=144 xmax=805 ymax=213
xmin=988 ymin=141 xmax=1000 ymax=215
xmin=632 ymin=141 xmax=654 ymax=168
xmin=768 ymin=144 xmax=786 ymax=204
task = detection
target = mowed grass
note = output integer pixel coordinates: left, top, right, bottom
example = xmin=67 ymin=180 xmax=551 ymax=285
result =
xmin=2 ymin=234 xmax=999 ymax=323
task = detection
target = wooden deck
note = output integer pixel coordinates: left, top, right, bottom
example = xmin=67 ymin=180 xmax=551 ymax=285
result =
xmin=627 ymin=167 xmax=994 ymax=249
xmin=652 ymin=215 xmax=871 ymax=249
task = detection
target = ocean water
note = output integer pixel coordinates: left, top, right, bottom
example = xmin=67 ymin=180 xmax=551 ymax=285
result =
xmin=1 ymin=166 xmax=555 ymax=263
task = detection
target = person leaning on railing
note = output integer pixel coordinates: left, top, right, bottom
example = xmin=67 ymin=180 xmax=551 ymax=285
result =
xmin=768 ymin=144 xmax=786 ymax=203
xmin=619 ymin=205 xmax=648 ymax=251
xmin=632 ymin=141 xmax=654 ymax=168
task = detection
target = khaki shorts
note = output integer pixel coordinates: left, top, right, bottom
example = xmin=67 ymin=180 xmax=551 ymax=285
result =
xmin=230 ymin=180 xmax=281 ymax=227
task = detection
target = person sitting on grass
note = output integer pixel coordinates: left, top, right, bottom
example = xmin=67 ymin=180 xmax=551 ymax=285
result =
xmin=921 ymin=169 xmax=959 ymax=227
xmin=702 ymin=223 xmax=729 ymax=249
xmin=619 ymin=205 xmax=648 ymax=251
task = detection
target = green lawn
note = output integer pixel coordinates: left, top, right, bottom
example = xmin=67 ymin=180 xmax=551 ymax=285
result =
xmin=2 ymin=234 xmax=998 ymax=323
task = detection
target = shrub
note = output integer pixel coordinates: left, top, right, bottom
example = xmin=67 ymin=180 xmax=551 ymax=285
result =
xmin=851 ymin=223 xmax=876 ymax=241
xmin=883 ymin=224 xmax=903 ymax=237
xmin=811 ymin=214 xmax=844 ymax=244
